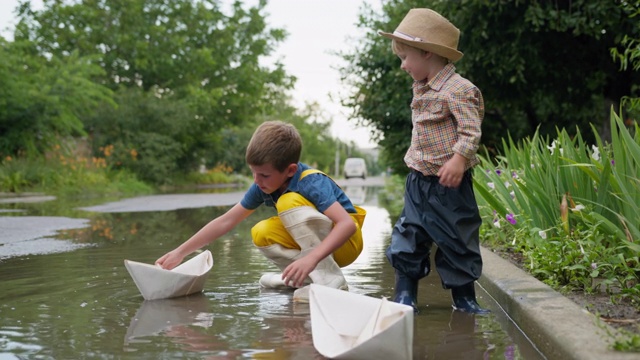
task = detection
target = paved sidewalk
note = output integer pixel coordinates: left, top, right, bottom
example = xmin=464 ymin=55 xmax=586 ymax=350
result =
xmin=479 ymin=247 xmax=637 ymax=360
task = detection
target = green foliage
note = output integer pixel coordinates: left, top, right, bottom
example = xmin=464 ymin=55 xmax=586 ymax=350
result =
xmin=338 ymin=0 xmax=415 ymax=175
xmin=86 ymin=87 xmax=191 ymax=184
xmin=0 ymin=143 xmax=151 ymax=196
xmin=340 ymin=0 xmax=640 ymax=172
xmin=187 ymin=170 xmax=234 ymax=186
xmin=9 ymin=0 xmax=295 ymax=182
xmin=475 ymin=111 xmax=640 ymax=303
xmin=294 ymin=103 xmax=342 ymax=174
xmin=597 ymin=315 xmax=640 ymax=352
xmin=610 ymin=1 xmax=640 ymax=74
xmin=0 ymin=39 xmax=114 ymax=157
xmin=377 ymin=174 xmax=405 ymax=220
xmin=0 ymin=157 xmax=36 ymax=192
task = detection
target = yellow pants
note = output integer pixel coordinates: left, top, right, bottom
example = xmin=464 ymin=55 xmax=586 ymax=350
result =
xmin=251 ymin=192 xmax=366 ymax=268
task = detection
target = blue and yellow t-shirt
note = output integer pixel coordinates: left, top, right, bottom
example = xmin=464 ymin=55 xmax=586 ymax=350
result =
xmin=240 ymin=162 xmax=356 ymax=213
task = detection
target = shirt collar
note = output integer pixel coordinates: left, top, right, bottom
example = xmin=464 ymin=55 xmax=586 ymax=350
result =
xmin=284 ymin=162 xmax=307 ymax=193
xmin=413 ymin=63 xmax=457 ymax=92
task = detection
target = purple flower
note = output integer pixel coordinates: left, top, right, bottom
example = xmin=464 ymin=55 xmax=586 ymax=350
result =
xmin=495 ymin=169 xmax=502 ymax=175
xmin=591 ymin=262 xmax=597 ymax=270
xmin=611 ymin=159 xmax=615 ymax=165
xmin=506 ymin=213 xmax=517 ymax=225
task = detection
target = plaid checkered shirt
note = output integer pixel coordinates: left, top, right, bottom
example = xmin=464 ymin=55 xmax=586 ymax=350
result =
xmin=405 ymin=63 xmax=484 ymax=176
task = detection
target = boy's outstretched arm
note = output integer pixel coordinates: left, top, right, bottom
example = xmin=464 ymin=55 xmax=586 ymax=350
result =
xmin=155 ymin=203 xmax=254 ymax=270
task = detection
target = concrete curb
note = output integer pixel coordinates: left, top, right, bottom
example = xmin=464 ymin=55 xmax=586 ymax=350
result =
xmin=478 ymin=247 xmax=637 ymax=360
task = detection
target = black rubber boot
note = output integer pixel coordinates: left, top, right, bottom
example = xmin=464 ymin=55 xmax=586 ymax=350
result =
xmin=393 ymin=271 xmax=418 ymax=313
xmin=451 ymin=282 xmax=491 ymax=315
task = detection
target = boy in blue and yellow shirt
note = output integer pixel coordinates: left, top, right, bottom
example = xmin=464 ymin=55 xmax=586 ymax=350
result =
xmin=156 ymin=121 xmax=365 ymax=302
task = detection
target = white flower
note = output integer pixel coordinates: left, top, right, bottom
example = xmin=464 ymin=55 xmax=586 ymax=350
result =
xmin=571 ymin=204 xmax=586 ymax=212
xmin=591 ymin=145 xmax=600 ymax=161
xmin=548 ymin=140 xmax=563 ymax=155
xmin=487 ymin=182 xmax=495 ymax=189
xmin=538 ymin=230 xmax=547 ymax=239
xmin=547 ymin=141 xmax=556 ymax=154
xmin=504 ymin=181 xmax=511 ymax=188
xmin=493 ymin=220 xmax=501 ymax=228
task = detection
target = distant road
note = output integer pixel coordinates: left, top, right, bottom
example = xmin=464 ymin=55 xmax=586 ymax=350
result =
xmin=335 ymin=175 xmax=386 ymax=187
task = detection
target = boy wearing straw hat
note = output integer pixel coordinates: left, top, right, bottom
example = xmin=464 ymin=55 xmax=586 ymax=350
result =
xmin=379 ymin=8 xmax=489 ymax=314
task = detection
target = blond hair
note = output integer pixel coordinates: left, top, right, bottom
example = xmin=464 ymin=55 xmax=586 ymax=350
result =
xmin=391 ymin=39 xmax=424 ymax=55
xmin=391 ymin=39 xmax=448 ymax=63
xmin=245 ymin=121 xmax=302 ymax=172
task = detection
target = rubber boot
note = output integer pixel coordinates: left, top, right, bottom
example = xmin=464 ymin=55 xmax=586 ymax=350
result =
xmin=393 ymin=271 xmax=418 ymax=313
xmin=279 ymin=206 xmax=348 ymax=302
xmin=451 ymin=282 xmax=491 ymax=315
xmin=256 ymin=244 xmax=309 ymax=289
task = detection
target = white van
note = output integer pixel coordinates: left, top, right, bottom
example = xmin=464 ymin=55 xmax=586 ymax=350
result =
xmin=343 ymin=157 xmax=367 ymax=179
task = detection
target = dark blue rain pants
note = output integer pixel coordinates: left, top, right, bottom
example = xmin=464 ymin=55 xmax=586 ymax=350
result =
xmin=386 ymin=169 xmax=483 ymax=289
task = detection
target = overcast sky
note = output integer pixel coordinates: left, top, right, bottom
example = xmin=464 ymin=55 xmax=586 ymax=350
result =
xmin=0 ymin=0 xmax=380 ymax=148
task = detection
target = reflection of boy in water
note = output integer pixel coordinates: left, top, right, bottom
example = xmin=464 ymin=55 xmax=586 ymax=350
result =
xmin=156 ymin=121 xmax=365 ymax=302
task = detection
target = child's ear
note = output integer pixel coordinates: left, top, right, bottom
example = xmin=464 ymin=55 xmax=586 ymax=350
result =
xmin=286 ymin=163 xmax=298 ymax=176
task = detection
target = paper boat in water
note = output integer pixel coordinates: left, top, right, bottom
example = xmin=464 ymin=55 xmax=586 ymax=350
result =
xmin=124 ymin=250 xmax=214 ymax=300
xmin=309 ymin=284 xmax=414 ymax=360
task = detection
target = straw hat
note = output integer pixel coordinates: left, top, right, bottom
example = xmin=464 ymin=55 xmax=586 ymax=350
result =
xmin=379 ymin=8 xmax=463 ymax=62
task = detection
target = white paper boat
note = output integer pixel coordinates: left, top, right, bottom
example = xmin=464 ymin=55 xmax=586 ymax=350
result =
xmin=124 ymin=250 xmax=214 ymax=300
xmin=309 ymin=284 xmax=414 ymax=360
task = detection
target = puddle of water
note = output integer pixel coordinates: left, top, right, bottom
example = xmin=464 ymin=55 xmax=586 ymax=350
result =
xmin=0 ymin=186 xmax=544 ymax=359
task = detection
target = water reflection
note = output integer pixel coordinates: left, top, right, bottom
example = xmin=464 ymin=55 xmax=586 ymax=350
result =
xmin=0 ymin=185 xmax=543 ymax=359
xmin=125 ymin=294 xmax=213 ymax=343
xmin=432 ymin=311 xmax=490 ymax=359
xmin=343 ymin=186 xmax=367 ymax=205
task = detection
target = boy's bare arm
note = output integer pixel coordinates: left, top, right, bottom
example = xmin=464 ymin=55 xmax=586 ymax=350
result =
xmin=156 ymin=203 xmax=254 ymax=269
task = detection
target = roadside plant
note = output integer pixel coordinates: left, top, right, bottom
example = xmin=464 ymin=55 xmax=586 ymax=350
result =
xmin=475 ymin=111 xmax=640 ymax=302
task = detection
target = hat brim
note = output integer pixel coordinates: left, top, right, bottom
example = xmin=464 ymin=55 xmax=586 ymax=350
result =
xmin=379 ymin=31 xmax=463 ymax=62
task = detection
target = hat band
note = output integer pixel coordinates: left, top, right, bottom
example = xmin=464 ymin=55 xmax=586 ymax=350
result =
xmin=393 ymin=30 xmax=424 ymax=43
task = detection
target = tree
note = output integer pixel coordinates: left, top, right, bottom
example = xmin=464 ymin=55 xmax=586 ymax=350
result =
xmin=0 ymin=38 xmax=114 ymax=157
xmin=11 ymin=0 xmax=295 ymax=178
xmin=340 ymin=0 xmax=640 ymax=173
xmin=611 ymin=0 xmax=640 ymax=113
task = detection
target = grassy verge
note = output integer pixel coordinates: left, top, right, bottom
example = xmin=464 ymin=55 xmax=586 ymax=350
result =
xmin=0 ymin=143 xmax=245 ymax=198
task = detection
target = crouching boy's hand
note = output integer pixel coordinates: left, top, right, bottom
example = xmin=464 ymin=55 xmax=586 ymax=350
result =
xmin=155 ymin=250 xmax=186 ymax=270
xmin=283 ymin=255 xmax=319 ymax=288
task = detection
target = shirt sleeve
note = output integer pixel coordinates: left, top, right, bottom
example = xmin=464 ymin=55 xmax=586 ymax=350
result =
xmin=240 ymin=183 xmax=264 ymax=210
xmin=297 ymin=174 xmax=339 ymax=213
xmin=450 ymin=86 xmax=483 ymax=159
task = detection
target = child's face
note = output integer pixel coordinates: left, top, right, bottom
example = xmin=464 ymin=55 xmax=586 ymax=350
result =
xmin=249 ymin=163 xmax=297 ymax=194
xmin=397 ymin=46 xmax=430 ymax=81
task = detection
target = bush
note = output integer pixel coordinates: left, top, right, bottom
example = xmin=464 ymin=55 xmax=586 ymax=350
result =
xmin=475 ymin=111 xmax=640 ymax=302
